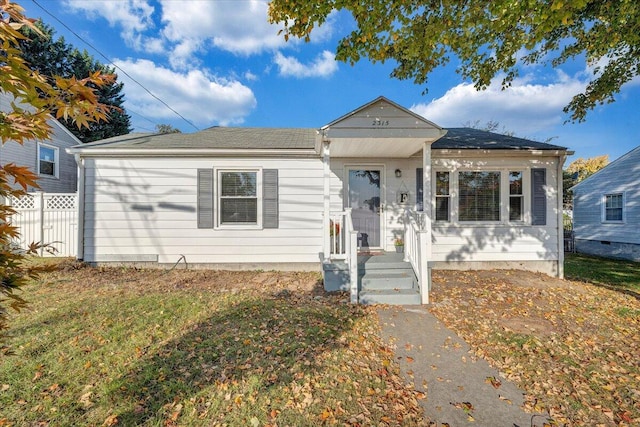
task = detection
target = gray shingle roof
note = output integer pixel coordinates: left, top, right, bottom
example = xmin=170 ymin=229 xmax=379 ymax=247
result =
xmin=79 ymin=127 xmax=317 ymax=150
xmin=434 ymin=128 xmax=566 ymax=150
xmin=74 ymin=126 xmax=567 ymax=152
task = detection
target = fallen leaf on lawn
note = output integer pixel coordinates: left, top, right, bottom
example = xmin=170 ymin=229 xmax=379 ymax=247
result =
xmin=102 ymin=414 xmax=118 ymax=426
xmin=406 ymin=356 xmax=414 ymax=363
xmin=79 ymin=391 xmax=94 ymax=408
xmin=1 ymin=384 xmax=9 ymax=392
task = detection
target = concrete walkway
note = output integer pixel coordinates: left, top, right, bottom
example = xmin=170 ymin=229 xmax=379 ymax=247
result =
xmin=377 ymin=306 xmax=550 ymax=427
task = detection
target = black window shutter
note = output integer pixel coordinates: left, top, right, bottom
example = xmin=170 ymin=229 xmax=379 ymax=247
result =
xmin=263 ymin=169 xmax=278 ymax=228
xmin=416 ymin=168 xmax=424 ymax=211
xmin=531 ymin=168 xmax=547 ymax=226
xmin=197 ymin=169 xmax=214 ymax=228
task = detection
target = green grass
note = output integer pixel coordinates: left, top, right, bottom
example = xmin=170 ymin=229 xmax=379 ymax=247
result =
xmin=0 ymin=262 xmax=424 ymax=426
xmin=565 ymin=253 xmax=640 ymax=292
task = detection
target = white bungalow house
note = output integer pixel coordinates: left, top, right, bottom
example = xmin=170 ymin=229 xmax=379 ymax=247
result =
xmin=67 ymin=97 xmax=570 ymax=304
xmin=0 ymin=91 xmax=81 ymax=193
xmin=572 ymin=145 xmax=640 ymax=261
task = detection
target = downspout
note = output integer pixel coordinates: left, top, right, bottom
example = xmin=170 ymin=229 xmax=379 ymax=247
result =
xmin=74 ymin=153 xmax=85 ymax=261
xmin=421 ymin=141 xmax=432 ymax=304
xmin=557 ymin=152 xmax=568 ymax=279
xmin=322 ymin=137 xmax=331 ymax=262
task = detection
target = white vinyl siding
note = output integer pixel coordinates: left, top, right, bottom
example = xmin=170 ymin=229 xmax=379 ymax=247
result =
xmin=82 ymin=157 xmax=323 ymax=265
xmin=81 ymin=152 xmax=562 ymax=267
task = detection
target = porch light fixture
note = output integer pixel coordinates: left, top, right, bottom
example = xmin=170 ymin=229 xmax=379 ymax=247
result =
xmin=395 ymin=169 xmax=402 ymax=178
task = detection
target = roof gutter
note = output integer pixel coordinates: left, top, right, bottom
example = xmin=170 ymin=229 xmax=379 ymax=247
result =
xmin=65 ymin=147 xmax=320 ymax=158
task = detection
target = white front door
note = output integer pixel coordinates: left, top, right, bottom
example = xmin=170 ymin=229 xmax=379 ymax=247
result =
xmin=347 ymin=167 xmax=384 ymax=250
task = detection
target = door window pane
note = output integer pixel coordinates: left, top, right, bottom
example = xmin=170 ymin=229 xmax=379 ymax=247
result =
xmin=349 ymin=169 xmax=381 ymax=248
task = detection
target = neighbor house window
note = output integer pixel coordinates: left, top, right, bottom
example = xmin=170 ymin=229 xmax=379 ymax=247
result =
xmin=458 ymin=171 xmax=500 ymax=221
xmin=218 ymin=170 xmax=260 ymax=226
xmin=603 ymin=193 xmax=623 ymax=222
xmin=38 ymin=144 xmax=58 ymax=177
xmin=509 ymin=171 xmax=524 ymax=221
xmin=435 ymin=171 xmax=450 ymax=221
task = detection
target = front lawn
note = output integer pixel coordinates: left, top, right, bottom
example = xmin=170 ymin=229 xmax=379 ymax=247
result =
xmin=565 ymin=253 xmax=640 ymax=293
xmin=0 ymin=260 xmax=424 ymax=426
xmin=430 ymin=269 xmax=640 ymax=426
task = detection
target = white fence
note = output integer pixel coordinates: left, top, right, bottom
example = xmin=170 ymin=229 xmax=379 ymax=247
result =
xmin=8 ymin=192 xmax=78 ymax=257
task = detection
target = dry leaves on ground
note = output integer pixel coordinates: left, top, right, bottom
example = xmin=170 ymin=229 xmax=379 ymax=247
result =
xmin=429 ymin=270 xmax=640 ymax=426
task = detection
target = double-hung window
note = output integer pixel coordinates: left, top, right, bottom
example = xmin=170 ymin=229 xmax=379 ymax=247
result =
xmin=435 ymin=171 xmax=450 ymax=221
xmin=38 ymin=143 xmax=58 ymax=177
xmin=509 ymin=171 xmax=524 ymax=221
xmin=603 ymin=193 xmax=624 ymax=222
xmin=218 ymin=170 xmax=260 ymax=227
xmin=458 ymin=171 xmax=501 ymax=222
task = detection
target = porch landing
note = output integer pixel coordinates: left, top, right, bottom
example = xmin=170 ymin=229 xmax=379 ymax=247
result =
xmin=323 ymin=252 xmax=421 ymax=305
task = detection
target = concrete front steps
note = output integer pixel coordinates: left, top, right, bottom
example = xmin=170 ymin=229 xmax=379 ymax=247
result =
xmin=322 ymin=252 xmax=421 ymax=305
xmin=358 ymin=253 xmax=421 ymax=305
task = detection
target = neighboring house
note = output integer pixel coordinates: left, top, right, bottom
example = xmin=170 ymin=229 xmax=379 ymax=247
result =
xmin=67 ymin=97 xmax=570 ymax=304
xmin=0 ymin=92 xmax=81 ymax=193
xmin=572 ymin=145 xmax=640 ymax=262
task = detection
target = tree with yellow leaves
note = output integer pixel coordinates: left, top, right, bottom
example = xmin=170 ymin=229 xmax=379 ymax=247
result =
xmin=563 ymin=155 xmax=609 ymax=209
xmin=566 ymin=155 xmax=609 ymax=182
xmin=1 ymin=0 xmax=112 ymax=354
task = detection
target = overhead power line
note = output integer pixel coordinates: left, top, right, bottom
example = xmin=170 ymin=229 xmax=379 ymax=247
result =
xmin=30 ymin=0 xmax=200 ymax=132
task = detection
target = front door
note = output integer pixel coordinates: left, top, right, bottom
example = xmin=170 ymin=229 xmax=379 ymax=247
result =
xmin=347 ymin=168 xmax=383 ymax=250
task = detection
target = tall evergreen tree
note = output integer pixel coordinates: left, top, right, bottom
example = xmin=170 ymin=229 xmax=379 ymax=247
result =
xmin=19 ymin=22 xmax=131 ymax=142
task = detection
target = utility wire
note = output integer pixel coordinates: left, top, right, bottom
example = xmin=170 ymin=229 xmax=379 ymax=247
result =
xmin=30 ymin=0 xmax=200 ymax=132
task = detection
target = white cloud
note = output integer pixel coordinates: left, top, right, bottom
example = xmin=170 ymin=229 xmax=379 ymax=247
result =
xmin=244 ymin=71 xmax=258 ymax=82
xmin=274 ymin=51 xmax=338 ymax=78
xmin=411 ymin=72 xmax=587 ymax=134
xmin=113 ymin=59 xmax=257 ymax=127
xmin=65 ymin=0 xmax=155 ymax=47
xmin=67 ymin=0 xmax=336 ymax=66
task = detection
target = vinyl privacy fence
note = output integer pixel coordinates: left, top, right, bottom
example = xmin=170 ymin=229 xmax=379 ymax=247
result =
xmin=8 ymin=192 xmax=78 ymax=257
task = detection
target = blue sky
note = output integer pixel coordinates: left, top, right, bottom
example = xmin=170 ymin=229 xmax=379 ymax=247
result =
xmin=22 ymin=0 xmax=640 ymax=163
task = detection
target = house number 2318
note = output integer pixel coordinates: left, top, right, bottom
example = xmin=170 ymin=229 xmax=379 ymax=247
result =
xmin=372 ymin=119 xmax=390 ymax=126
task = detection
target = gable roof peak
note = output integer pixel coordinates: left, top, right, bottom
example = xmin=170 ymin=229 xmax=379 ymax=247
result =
xmin=321 ymin=95 xmax=443 ymax=131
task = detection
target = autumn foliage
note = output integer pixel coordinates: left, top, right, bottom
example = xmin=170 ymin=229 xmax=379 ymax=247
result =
xmin=0 ymin=0 xmax=111 ymax=353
